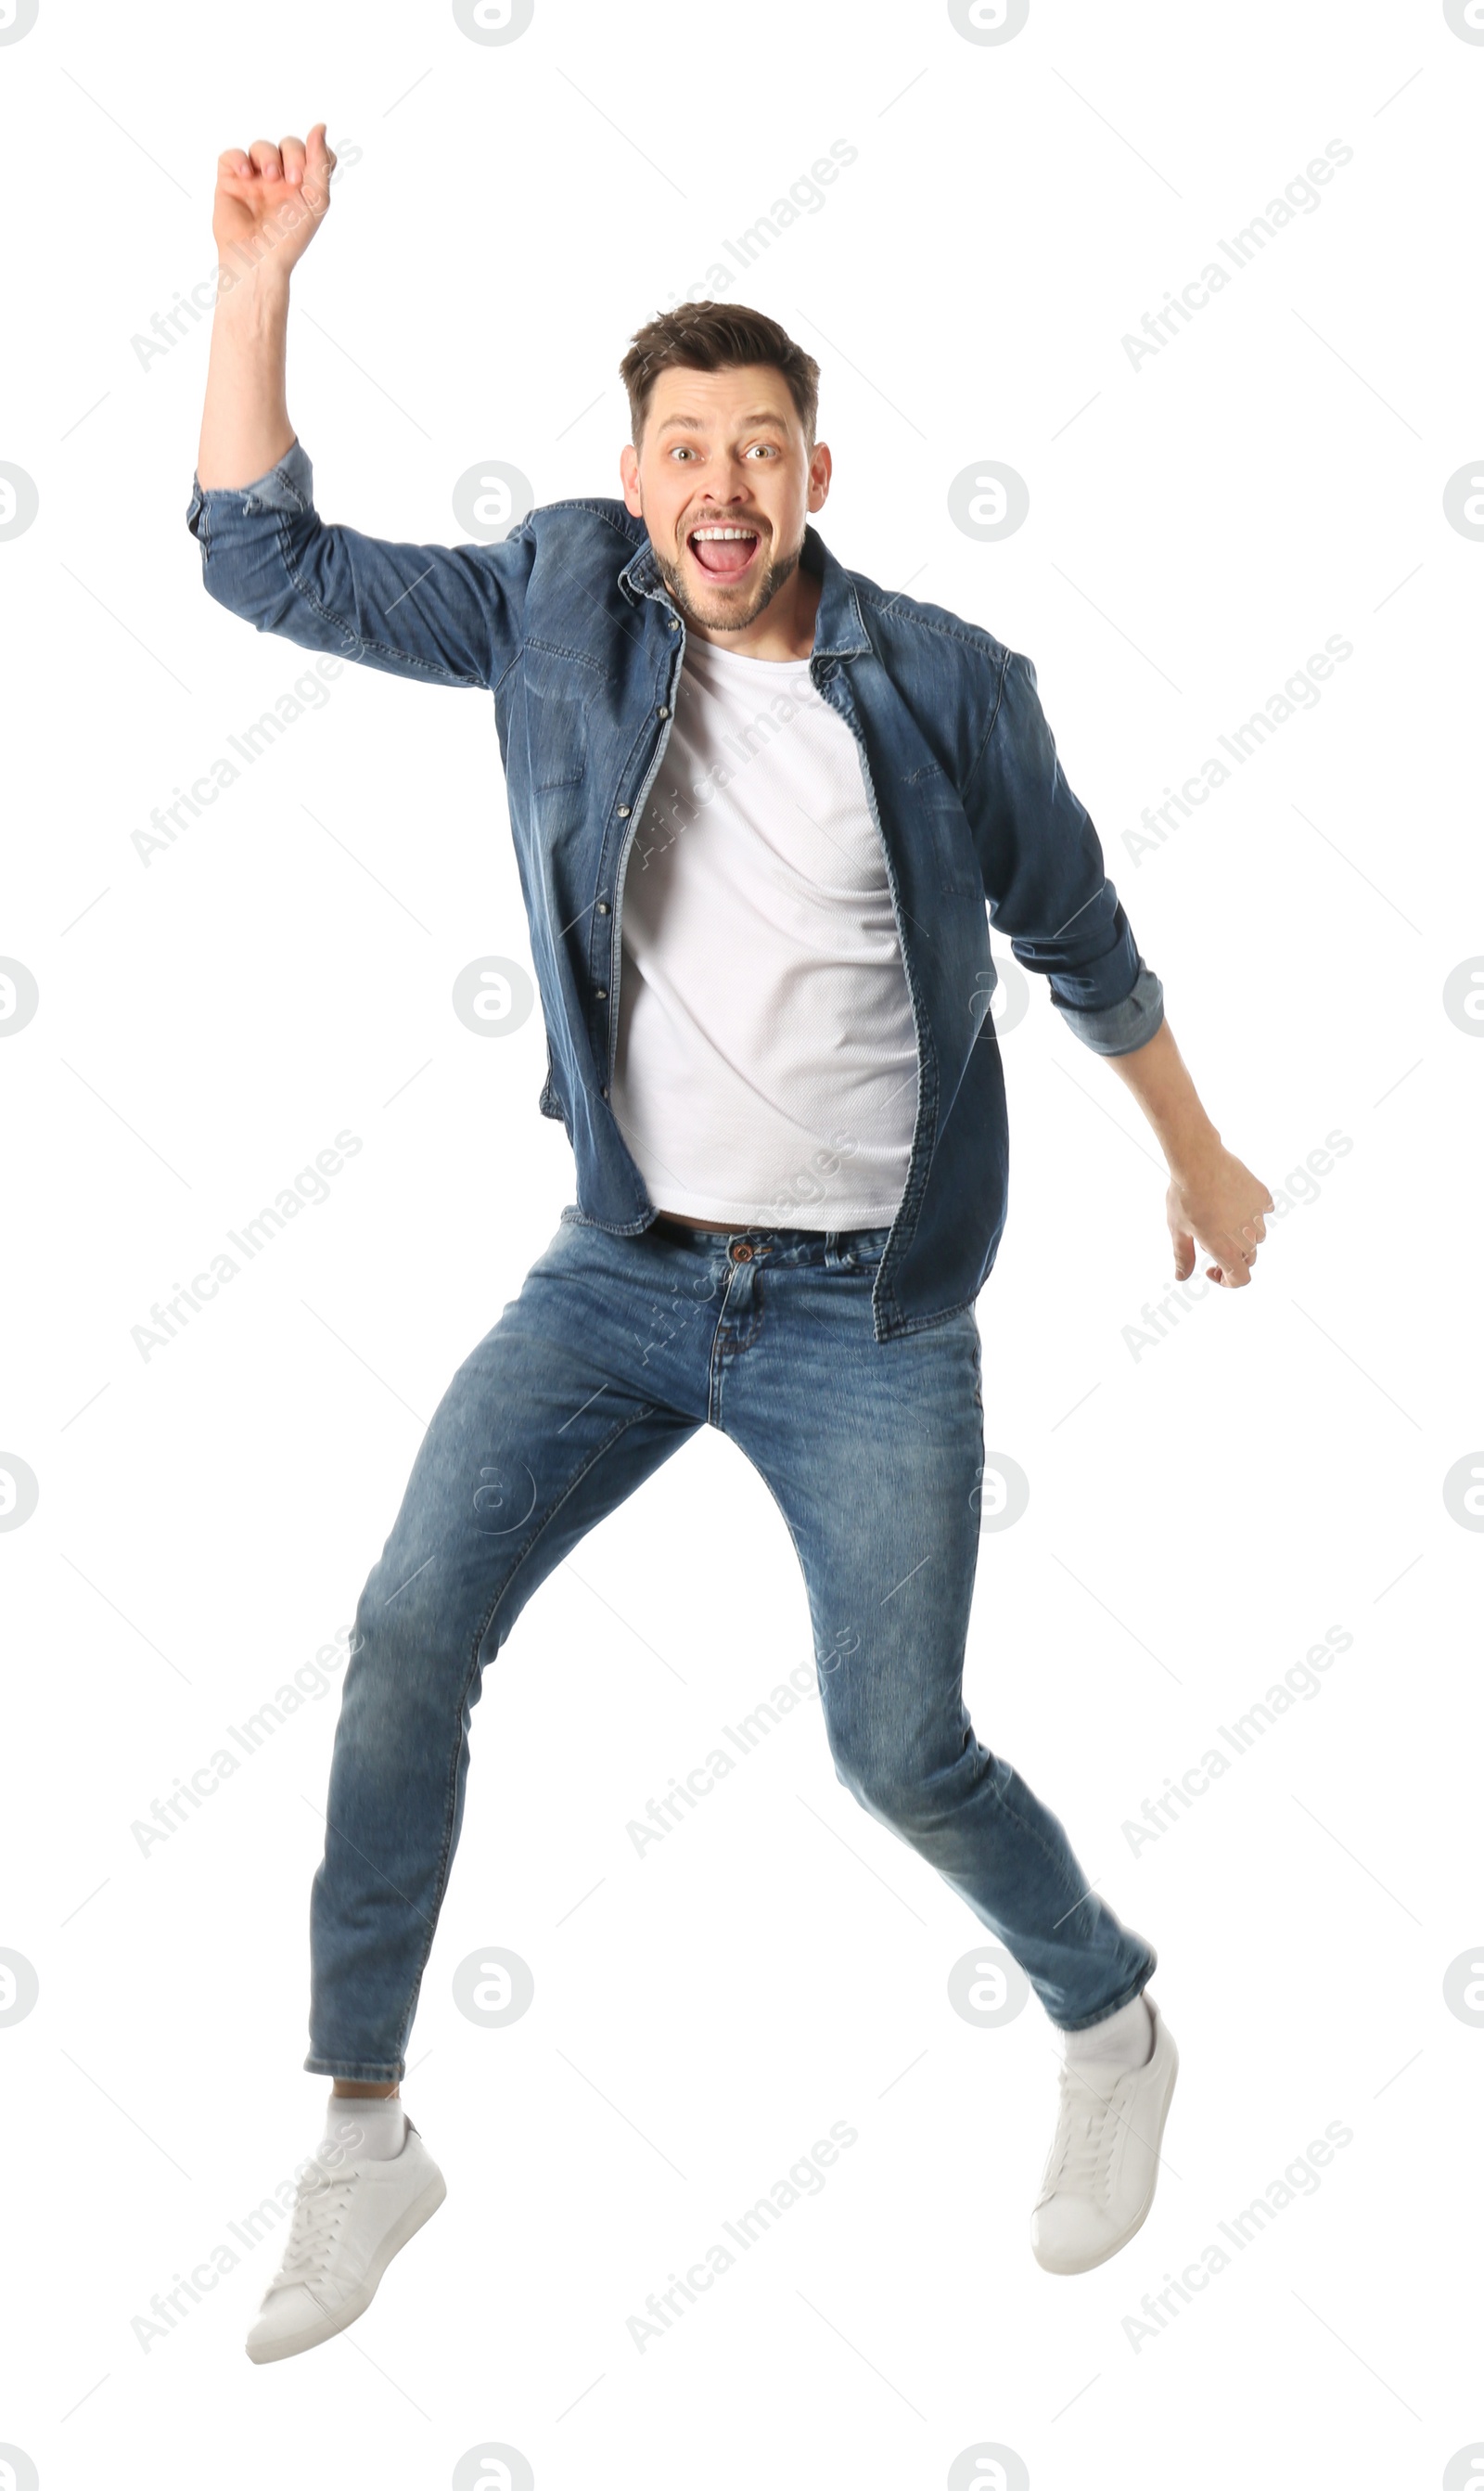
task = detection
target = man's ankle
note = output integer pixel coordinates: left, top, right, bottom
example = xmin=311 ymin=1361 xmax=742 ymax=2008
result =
xmin=331 ymin=2079 xmax=400 ymax=2099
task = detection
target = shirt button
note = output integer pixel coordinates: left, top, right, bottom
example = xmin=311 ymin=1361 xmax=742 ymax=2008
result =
xmin=669 ymin=618 xmax=680 ymax=631
xmin=657 ymin=704 xmax=670 ymax=718
xmin=595 ymin=986 xmax=608 ymax=999
xmin=595 ymin=899 xmax=610 ymax=915
xmin=600 ymin=1085 xmax=609 ymax=1099
xmin=616 ymin=803 xmax=631 ymax=817
xmin=730 ymin=1240 xmax=753 ymax=1263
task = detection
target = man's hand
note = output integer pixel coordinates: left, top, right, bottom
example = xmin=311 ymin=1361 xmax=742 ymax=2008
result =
xmin=1166 ymin=1142 xmax=1273 ymax=1290
xmin=197 ymin=122 xmax=338 ymax=490
xmin=213 ymin=123 xmax=337 ymax=286
xmin=1099 ymin=1016 xmax=1273 ymax=1289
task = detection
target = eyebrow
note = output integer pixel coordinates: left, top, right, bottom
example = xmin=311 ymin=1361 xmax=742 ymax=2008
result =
xmin=654 ymin=410 xmax=788 ymax=433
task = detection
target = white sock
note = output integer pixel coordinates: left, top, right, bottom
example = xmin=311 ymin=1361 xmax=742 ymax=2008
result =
xmin=1062 ymin=1991 xmax=1154 ymax=2073
xmin=319 ymin=2089 xmax=406 ymax=2163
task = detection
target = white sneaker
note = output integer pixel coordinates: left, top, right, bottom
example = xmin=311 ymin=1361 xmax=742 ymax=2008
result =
xmin=245 ymin=2118 xmax=447 ymax=2362
xmin=1030 ymin=1996 xmax=1179 ymax=2275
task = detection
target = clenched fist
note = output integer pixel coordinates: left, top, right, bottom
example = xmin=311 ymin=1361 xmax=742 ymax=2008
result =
xmin=213 ymin=123 xmax=337 ymax=283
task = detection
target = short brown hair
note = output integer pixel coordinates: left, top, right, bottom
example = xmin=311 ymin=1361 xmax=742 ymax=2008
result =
xmin=620 ymin=302 xmax=821 ymax=453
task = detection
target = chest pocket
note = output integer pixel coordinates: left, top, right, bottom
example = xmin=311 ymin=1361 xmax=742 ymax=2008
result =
xmin=522 ymin=639 xmax=608 ymax=790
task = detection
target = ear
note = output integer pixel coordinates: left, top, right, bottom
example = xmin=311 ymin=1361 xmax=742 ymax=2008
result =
xmin=807 ymin=441 xmax=832 ymax=515
xmin=620 ymin=443 xmax=643 ymax=517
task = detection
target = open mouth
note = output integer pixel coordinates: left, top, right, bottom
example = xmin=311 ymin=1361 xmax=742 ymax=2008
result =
xmin=686 ymin=522 xmax=761 ymax=582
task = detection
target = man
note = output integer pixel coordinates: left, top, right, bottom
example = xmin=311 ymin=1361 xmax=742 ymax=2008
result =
xmin=190 ymin=126 xmax=1273 ymax=2365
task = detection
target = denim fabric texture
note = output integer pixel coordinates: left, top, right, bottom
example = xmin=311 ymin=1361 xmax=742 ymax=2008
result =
xmin=305 ymin=1212 xmax=1156 ymax=2077
xmin=186 ymin=441 xmax=1165 ymax=1343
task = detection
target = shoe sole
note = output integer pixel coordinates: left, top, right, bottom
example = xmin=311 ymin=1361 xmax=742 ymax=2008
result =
xmin=1031 ymin=2035 xmax=1180 ymax=2277
xmin=245 ymin=2171 xmax=447 ymax=2363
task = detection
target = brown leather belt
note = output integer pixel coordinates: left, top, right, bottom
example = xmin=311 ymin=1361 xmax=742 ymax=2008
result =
xmin=649 ymin=1209 xmax=756 ymax=1236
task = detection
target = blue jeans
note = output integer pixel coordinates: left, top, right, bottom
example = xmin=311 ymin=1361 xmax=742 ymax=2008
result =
xmin=307 ymin=1211 xmax=1156 ymax=2077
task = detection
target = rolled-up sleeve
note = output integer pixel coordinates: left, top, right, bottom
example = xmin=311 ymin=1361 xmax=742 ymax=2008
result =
xmin=1051 ymin=955 xmax=1165 ymax=1057
xmin=964 ymin=646 xmax=1166 ymax=1059
xmin=185 ymin=438 xmax=531 ymax=693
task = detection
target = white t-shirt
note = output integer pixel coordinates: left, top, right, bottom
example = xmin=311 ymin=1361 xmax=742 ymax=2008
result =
xmin=608 ymin=631 xmax=918 ymax=1228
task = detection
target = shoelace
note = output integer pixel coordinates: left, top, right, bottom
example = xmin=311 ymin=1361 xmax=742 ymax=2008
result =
xmin=1040 ymin=2064 xmax=1121 ymax=2203
xmin=266 ymin=2164 xmax=361 ymax=2292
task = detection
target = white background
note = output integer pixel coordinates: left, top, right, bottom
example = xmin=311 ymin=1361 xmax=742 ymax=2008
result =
xmin=3 ymin=0 xmax=1481 ymax=2484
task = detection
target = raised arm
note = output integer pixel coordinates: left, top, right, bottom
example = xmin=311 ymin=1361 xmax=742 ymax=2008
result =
xmin=189 ymin=125 xmax=530 ymax=692
xmin=197 ymin=128 xmax=325 ymax=488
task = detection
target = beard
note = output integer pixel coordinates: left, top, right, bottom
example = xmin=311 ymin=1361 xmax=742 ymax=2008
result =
xmin=650 ymin=528 xmax=803 ymax=636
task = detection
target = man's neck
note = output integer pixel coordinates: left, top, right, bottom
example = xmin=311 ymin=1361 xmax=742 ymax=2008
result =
xmin=686 ymin=558 xmax=823 ymax=665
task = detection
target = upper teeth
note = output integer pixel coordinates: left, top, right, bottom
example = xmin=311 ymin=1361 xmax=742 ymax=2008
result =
xmin=692 ymin=527 xmax=756 ymax=539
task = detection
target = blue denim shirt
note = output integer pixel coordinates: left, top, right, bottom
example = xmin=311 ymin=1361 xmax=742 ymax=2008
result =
xmin=186 ymin=441 xmax=1163 ymax=1342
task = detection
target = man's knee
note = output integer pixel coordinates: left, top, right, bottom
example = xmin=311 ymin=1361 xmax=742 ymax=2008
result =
xmin=831 ymin=1742 xmax=936 ymax=1828
xmin=831 ymin=1724 xmax=999 ymax=1830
